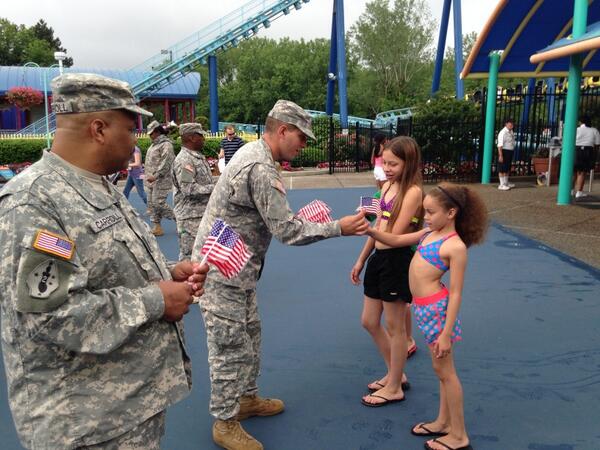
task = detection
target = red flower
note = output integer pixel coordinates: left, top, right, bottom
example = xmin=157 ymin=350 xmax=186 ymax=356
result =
xmin=6 ymin=87 xmax=44 ymax=110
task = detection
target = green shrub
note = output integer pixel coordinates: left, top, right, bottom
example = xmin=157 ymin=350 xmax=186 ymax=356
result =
xmin=0 ymin=139 xmax=47 ymax=164
xmin=0 ymin=137 xmax=225 ymax=164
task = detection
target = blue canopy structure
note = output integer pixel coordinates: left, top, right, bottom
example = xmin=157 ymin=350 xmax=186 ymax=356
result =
xmin=531 ymin=20 xmax=600 ymax=63
xmin=461 ymin=0 xmax=600 ymax=79
xmin=0 ymin=66 xmax=200 ymax=100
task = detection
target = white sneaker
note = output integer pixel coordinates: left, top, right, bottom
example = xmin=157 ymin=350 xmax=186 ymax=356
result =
xmin=498 ymin=184 xmax=511 ymax=191
xmin=507 ymin=183 xmax=516 ymax=188
xmin=575 ymin=191 xmax=588 ymax=198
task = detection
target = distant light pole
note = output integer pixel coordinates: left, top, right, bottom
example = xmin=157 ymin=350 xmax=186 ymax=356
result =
xmin=23 ymin=62 xmax=59 ymax=148
xmin=54 ymin=52 xmax=67 ymax=75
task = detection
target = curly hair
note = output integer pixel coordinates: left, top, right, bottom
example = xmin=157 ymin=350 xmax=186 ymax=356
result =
xmin=428 ymin=182 xmax=488 ymax=247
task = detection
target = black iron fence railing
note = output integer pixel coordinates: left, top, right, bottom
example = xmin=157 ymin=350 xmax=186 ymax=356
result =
xmin=289 ymin=87 xmax=600 ymax=181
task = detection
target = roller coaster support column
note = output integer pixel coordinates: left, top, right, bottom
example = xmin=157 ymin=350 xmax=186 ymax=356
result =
xmin=519 ymin=78 xmax=536 ymax=158
xmin=334 ymin=0 xmax=348 ymax=130
xmin=546 ymin=77 xmax=556 ymax=131
xmin=326 ymin=8 xmax=337 ymax=116
xmin=452 ymin=0 xmax=464 ymax=99
xmin=431 ymin=0 xmax=451 ymax=96
xmin=482 ymin=51 xmax=501 ymax=184
xmin=558 ymin=0 xmax=587 ymax=205
xmin=209 ymin=55 xmax=219 ymax=133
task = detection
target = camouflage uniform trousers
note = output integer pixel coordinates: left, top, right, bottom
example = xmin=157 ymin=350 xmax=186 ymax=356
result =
xmin=76 ymin=411 xmax=165 ymax=450
xmin=177 ymin=217 xmax=201 ymax=260
xmin=146 ymin=183 xmax=175 ymax=224
xmin=199 ymin=279 xmax=261 ymax=420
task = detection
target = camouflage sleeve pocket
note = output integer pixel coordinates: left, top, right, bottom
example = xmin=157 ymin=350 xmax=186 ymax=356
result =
xmin=15 ymin=249 xmax=77 ymax=313
xmin=180 ymin=167 xmax=194 ymax=183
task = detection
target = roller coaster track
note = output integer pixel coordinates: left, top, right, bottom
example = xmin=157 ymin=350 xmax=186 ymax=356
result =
xmin=18 ymin=0 xmax=311 ymax=135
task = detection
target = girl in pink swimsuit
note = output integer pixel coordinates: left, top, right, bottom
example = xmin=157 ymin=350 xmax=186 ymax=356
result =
xmin=367 ymin=183 xmax=488 ymax=450
xmin=371 ymin=133 xmax=388 ymax=189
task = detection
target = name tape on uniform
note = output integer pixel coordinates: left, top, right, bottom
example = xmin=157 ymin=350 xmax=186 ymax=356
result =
xmin=90 ymin=212 xmax=124 ymax=233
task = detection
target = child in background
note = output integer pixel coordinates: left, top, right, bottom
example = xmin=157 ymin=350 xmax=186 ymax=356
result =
xmin=371 ymin=132 xmax=388 ymax=189
xmin=351 ymin=136 xmax=423 ymax=407
xmin=367 ymin=183 xmax=488 ymax=450
xmin=123 ymin=145 xmax=147 ymax=204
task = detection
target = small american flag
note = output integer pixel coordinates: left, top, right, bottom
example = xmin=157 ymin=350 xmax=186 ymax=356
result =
xmin=357 ymin=196 xmax=381 ymax=217
xmin=33 ymin=230 xmax=74 ymax=259
xmin=295 ymin=199 xmax=333 ymax=223
xmin=200 ymin=219 xmax=251 ymax=279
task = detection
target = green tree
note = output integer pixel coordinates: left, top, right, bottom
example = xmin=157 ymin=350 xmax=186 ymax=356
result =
xmin=0 ymin=17 xmax=73 ymax=66
xmin=348 ymin=0 xmax=436 ymax=110
xmin=31 ymin=20 xmax=73 ymax=67
xmin=0 ymin=19 xmax=30 ymax=66
xmin=196 ymin=37 xmax=336 ymax=123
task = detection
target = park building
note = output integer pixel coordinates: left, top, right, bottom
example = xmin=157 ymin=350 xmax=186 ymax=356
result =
xmin=0 ymin=66 xmax=200 ymax=133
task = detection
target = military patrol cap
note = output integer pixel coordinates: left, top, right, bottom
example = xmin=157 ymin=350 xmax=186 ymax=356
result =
xmin=51 ymin=73 xmax=152 ymax=116
xmin=147 ymin=120 xmax=162 ymax=134
xmin=267 ymin=99 xmax=316 ymax=141
xmin=179 ymin=123 xmax=207 ymax=136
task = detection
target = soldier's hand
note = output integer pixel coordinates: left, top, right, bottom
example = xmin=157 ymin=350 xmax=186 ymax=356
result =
xmin=146 ymin=175 xmax=156 ymax=183
xmin=339 ymin=211 xmax=369 ymax=236
xmin=159 ymin=281 xmax=193 ymax=322
xmin=171 ymin=260 xmax=209 ymax=297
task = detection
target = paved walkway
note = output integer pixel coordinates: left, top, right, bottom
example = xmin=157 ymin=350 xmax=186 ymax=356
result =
xmin=281 ymin=170 xmax=600 ymax=268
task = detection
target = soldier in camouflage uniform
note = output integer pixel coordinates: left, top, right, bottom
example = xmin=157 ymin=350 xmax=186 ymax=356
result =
xmin=0 ymin=73 xmax=208 ymax=450
xmin=145 ymin=120 xmax=176 ymax=236
xmin=191 ymin=100 xmax=369 ymax=450
xmin=172 ymin=123 xmax=215 ymax=260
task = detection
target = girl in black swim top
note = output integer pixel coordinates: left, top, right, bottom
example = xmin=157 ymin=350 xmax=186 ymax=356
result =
xmin=350 ymin=136 xmax=423 ymax=407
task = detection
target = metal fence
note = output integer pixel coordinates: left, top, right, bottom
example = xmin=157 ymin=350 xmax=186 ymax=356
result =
xmin=295 ymin=87 xmax=600 ymax=181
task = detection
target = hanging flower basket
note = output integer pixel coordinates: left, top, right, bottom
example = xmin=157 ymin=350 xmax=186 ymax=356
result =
xmin=6 ymin=86 xmax=44 ymax=110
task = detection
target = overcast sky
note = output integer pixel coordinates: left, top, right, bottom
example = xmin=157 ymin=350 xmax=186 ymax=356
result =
xmin=2 ymin=0 xmax=498 ymax=69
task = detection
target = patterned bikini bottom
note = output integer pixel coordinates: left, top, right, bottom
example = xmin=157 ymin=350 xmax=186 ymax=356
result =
xmin=412 ymin=286 xmax=462 ymax=345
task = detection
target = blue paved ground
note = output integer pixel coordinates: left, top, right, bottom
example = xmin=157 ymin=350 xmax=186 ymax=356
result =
xmin=1 ymin=187 xmax=599 ymax=449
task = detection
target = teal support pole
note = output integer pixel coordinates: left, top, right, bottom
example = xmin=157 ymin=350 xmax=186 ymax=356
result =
xmin=482 ymin=51 xmax=501 ymax=184
xmin=43 ymin=72 xmax=50 ymax=148
xmin=557 ymin=0 xmax=588 ymax=205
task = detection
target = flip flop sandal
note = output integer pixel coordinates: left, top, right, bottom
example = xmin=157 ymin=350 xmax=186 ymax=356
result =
xmin=424 ymin=438 xmax=473 ymax=450
xmin=361 ymin=393 xmax=405 ymax=407
xmin=411 ymin=422 xmax=449 ymax=437
xmin=367 ymin=381 xmax=411 ymax=393
xmin=407 ymin=343 xmax=418 ymax=358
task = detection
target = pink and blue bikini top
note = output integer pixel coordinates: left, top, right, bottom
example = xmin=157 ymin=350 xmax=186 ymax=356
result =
xmin=417 ymin=231 xmax=458 ymax=272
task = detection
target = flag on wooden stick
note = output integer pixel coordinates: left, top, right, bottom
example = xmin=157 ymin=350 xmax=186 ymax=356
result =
xmin=357 ymin=196 xmax=381 ymax=218
xmin=295 ymin=199 xmax=333 ymax=223
xmin=200 ymin=219 xmax=251 ymax=278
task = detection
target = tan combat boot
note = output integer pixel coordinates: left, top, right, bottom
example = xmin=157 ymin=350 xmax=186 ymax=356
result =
xmin=212 ymin=419 xmax=263 ymax=450
xmin=236 ymin=394 xmax=285 ymax=420
xmin=151 ymin=223 xmax=164 ymax=236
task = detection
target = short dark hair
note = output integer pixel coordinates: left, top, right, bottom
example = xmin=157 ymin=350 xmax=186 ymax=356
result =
xmin=580 ymin=115 xmax=592 ymax=126
xmin=505 ymin=118 xmax=514 ymax=125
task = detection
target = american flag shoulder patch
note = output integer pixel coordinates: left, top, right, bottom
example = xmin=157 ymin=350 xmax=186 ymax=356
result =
xmin=32 ymin=230 xmax=75 ymax=260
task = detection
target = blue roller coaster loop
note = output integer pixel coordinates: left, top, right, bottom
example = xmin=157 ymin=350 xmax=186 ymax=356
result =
xmin=131 ymin=0 xmax=312 ymax=98
xmin=374 ymin=108 xmax=413 ymax=127
xmin=305 ymin=110 xmax=374 ymax=127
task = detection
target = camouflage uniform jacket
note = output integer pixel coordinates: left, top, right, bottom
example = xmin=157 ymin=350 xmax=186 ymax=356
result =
xmin=144 ymin=135 xmax=175 ymax=189
xmin=0 ymin=151 xmax=191 ymax=450
xmin=192 ymin=138 xmax=341 ymax=290
xmin=172 ymin=146 xmax=215 ymax=220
